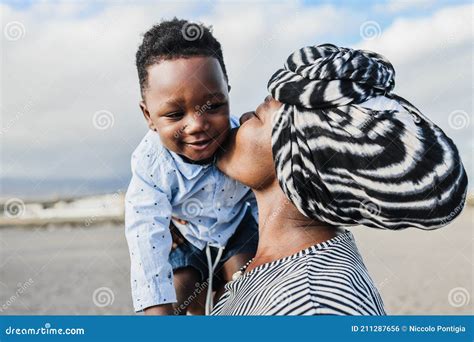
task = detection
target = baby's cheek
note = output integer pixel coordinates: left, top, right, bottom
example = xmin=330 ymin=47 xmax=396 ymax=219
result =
xmin=157 ymin=126 xmax=182 ymax=150
xmin=209 ymin=115 xmax=230 ymax=133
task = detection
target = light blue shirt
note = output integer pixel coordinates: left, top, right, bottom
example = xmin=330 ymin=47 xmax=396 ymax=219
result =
xmin=124 ymin=117 xmax=257 ymax=312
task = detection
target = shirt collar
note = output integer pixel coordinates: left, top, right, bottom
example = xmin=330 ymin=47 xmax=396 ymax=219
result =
xmin=168 ymin=149 xmax=212 ymax=180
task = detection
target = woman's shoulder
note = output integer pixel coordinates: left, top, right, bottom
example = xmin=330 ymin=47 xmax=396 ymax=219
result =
xmin=303 ymin=233 xmax=386 ymax=315
xmin=304 ymin=231 xmax=370 ymax=285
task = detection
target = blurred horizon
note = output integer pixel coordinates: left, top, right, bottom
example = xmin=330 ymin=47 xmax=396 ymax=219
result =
xmin=1 ymin=0 xmax=473 ymax=199
xmin=0 ymin=1 xmax=472 ymax=317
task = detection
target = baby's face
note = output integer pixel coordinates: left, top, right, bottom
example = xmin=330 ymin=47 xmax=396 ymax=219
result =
xmin=141 ymin=56 xmax=230 ymax=161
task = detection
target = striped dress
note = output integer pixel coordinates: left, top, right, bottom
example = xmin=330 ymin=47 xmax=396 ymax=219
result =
xmin=211 ymin=230 xmax=386 ymax=315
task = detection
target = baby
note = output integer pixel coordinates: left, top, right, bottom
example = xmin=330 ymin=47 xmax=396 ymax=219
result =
xmin=125 ymin=19 xmax=258 ymax=315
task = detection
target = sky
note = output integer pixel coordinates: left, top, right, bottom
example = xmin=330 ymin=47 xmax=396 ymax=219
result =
xmin=1 ymin=0 xmax=473 ymax=199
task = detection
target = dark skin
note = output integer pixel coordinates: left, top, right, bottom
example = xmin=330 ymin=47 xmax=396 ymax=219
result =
xmin=140 ymin=57 xmax=230 ymax=161
xmin=139 ymin=56 xmax=254 ymax=315
xmin=217 ymin=96 xmax=345 ymax=274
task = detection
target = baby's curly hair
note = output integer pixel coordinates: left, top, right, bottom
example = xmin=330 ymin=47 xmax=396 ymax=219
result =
xmin=136 ymin=18 xmax=229 ymax=97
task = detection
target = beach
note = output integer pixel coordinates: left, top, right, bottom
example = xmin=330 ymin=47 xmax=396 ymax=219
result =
xmin=0 ymin=207 xmax=472 ymax=315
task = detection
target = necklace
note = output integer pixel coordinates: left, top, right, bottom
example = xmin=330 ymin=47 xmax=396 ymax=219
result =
xmin=231 ymin=257 xmax=255 ymax=281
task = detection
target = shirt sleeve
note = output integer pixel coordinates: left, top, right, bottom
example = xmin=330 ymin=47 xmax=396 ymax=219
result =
xmin=124 ymin=157 xmax=176 ymax=312
xmin=229 ymin=115 xmax=240 ymax=128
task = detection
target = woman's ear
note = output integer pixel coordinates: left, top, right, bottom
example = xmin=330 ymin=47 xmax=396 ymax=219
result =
xmin=139 ymin=101 xmax=157 ymax=131
xmin=227 ymin=84 xmax=231 ymax=93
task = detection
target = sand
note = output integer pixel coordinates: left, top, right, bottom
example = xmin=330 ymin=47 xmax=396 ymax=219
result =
xmin=0 ymin=208 xmax=472 ymax=315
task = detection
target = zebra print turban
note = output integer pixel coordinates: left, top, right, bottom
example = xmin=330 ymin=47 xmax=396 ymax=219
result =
xmin=268 ymin=44 xmax=468 ymax=230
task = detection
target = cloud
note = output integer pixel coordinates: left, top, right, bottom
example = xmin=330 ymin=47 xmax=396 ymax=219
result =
xmin=202 ymin=2 xmax=363 ymax=116
xmin=358 ymin=4 xmax=472 ymax=64
xmin=1 ymin=2 xmax=201 ymax=185
xmin=1 ymin=1 xmax=472 ymax=197
xmin=0 ymin=1 xmax=363 ymax=195
xmin=374 ymin=0 xmax=437 ymax=13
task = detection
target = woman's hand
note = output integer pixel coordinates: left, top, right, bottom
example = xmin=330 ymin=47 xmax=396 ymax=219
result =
xmin=169 ymin=217 xmax=187 ymax=250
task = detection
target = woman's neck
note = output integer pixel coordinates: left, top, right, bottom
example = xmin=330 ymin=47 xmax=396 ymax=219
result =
xmin=249 ymin=183 xmax=342 ymax=271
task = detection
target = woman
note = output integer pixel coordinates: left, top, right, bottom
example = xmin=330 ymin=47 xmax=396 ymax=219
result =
xmin=211 ymin=44 xmax=467 ymax=315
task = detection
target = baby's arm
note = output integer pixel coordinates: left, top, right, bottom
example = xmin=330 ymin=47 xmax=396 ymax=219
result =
xmin=124 ymin=159 xmax=176 ymax=315
xmin=142 ymin=304 xmax=173 ymax=315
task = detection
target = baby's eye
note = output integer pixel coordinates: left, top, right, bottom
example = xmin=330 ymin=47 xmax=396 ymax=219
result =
xmin=207 ymin=102 xmax=226 ymax=113
xmin=166 ymin=111 xmax=184 ymax=119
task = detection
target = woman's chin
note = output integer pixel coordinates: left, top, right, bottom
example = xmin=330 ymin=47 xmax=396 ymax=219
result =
xmin=216 ymin=129 xmax=237 ymax=171
xmin=216 ymin=148 xmax=244 ymax=182
xmin=216 ymin=153 xmax=232 ymax=176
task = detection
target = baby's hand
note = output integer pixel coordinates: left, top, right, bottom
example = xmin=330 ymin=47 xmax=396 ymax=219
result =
xmin=169 ymin=217 xmax=187 ymax=250
xmin=172 ymin=217 xmax=188 ymax=226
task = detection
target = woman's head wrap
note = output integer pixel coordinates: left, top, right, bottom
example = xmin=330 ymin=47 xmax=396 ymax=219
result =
xmin=268 ymin=44 xmax=468 ymax=230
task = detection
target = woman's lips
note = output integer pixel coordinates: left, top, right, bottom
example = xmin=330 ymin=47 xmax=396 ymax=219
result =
xmin=239 ymin=111 xmax=256 ymax=125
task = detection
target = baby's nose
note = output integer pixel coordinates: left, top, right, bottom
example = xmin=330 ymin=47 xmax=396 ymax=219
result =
xmin=187 ymin=114 xmax=210 ymax=133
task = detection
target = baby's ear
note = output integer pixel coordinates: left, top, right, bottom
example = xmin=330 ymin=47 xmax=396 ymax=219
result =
xmin=139 ymin=101 xmax=156 ymax=131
